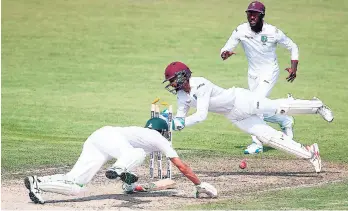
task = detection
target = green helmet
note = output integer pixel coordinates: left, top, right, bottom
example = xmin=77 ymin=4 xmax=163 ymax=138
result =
xmin=145 ymin=117 xmax=168 ymax=132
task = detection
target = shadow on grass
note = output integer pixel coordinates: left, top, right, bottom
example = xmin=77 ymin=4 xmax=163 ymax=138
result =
xmin=194 ymin=170 xmax=323 ymax=178
xmin=44 ymin=190 xmax=178 ymax=207
xmin=43 ymin=190 xmax=214 ymax=207
xmin=234 ymin=145 xmax=276 ymax=153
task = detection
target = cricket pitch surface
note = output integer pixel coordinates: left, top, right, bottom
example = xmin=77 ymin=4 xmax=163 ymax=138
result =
xmin=2 ymin=157 xmax=348 ymax=210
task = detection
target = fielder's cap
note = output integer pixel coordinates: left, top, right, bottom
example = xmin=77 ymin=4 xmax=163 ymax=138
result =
xmin=246 ymin=1 xmax=266 ymax=14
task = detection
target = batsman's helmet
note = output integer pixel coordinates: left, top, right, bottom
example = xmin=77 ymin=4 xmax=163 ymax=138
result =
xmin=163 ymin=61 xmax=192 ymax=94
xmin=145 ymin=117 xmax=169 ymax=133
xmin=246 ymin=1 xmax=266 ymax=17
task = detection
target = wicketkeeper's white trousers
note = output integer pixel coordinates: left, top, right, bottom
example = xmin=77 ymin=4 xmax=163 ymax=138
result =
xmin=248 ymin=71 xmax=294 ymax=145
xmin=223 ymin=88 xmax=320 ymax=159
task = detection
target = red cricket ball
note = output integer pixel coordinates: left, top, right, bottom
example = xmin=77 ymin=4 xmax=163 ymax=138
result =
xmin=239 ymin=160 xmax=247 ymax=169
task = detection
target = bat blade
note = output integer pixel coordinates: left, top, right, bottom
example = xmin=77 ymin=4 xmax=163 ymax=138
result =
xmin=134 ymin=179 xmax=176 ymax=192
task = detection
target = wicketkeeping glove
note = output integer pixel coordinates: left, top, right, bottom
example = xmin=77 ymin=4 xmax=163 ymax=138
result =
xmin=161 ymin=109 xmax=170 ymax=119
xmin=172 ymin=117 xmax=185 ymax=131
xmin=194 ymin=182 xmax=218 ymax=198
xmin=160 ymin=109 xmax=185 ymax=131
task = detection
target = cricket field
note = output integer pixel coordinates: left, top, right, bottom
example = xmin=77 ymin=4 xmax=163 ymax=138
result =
xmin=2 ymin=0 xmax=348 ymax=209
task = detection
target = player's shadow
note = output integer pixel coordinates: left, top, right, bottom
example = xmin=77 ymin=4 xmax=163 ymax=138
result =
xmin=44 ymin=190 xmax=178 ymax=207
xmin=234 ymin=145 xmax=276 ymax=152
xmin=195 ymin=170 xmax=323 ymax=178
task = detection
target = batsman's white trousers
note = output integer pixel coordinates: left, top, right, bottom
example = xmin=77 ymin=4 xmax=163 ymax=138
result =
xmin=38 ymin=126 xmax=146 ymax=196
xmin=66 ymin=126 xmax=146 ymax=184
xmin=248 ymin=71 xmax=294 ymax=145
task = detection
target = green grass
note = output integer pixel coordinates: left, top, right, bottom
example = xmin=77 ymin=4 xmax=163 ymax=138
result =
xmin=2 ymin=0 xmax=348 ymax=209
xmin=186 ymin=180 xmax=348 ymax=210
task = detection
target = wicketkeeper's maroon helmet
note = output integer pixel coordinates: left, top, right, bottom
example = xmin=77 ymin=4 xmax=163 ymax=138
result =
xmin=163 ymin=61 xmax=192 ymax=94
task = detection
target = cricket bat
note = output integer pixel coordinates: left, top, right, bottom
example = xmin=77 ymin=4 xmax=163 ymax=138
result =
xmin=134 ymin=179 xmax=176 ymax=192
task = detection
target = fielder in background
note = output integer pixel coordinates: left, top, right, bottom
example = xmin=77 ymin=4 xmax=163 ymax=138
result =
xmin=163 ymin=61 xmax=334 ymax=174
xmin=220 ymin=1 xmax=299 ymax=155
xmin=24 ymin=118 xmax=217 ymax=204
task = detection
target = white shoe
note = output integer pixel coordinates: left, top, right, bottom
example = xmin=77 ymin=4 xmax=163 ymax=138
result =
xmin=24 ymin=176 xmax=45 ymax=204
xmin=313 ymin=97 xmax=334 ymax=122
xmin=244 ymin=142 xmax=263 ymax=154
xmin=309 ymin=143 xmax=322 ymax=173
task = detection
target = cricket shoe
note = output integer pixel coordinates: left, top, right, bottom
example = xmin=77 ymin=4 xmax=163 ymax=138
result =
xmin=105 ymin=167 xmax=139 ymax=184
xmin=308 ymin=143 xmax=322 ymax=173
xmin=313 ymin=97 xmax=334 ymax=122
xmin=244 ymin=142 xmax=263 ymax=154
xmin=24 ymin=176 xmax=45 ymax=204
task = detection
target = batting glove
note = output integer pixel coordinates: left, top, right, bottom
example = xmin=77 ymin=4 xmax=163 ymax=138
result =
xmin=122 ymin=182 xmax=136 ymax=194
xmin=194 ymin=182 xmax=218 ymax=198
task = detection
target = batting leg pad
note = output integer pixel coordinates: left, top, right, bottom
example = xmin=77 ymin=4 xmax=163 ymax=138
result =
xmin=257 ymin=131 xmax=312 ymax=159
xmin=276 ymin=99 xmax=323 ymax=115
xmin=38 ymin=174 xmax=86 ymax=196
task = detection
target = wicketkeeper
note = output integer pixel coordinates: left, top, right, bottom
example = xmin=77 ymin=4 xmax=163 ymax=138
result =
xmin=164 ymin=61 xmax=334 ymax=174
xmin=24 ymin=117 xmax=217 ymax=204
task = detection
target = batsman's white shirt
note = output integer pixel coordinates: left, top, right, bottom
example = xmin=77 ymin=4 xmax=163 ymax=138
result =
xmin=64 ymin=126 xmax=178 ymax=184
xmin=38 ymin=126 xmax=178 ymax=188
xmin=220 ymin=22 xmax=299 ymax=79
xmin=113 ymin=126 xmax=178 ymax=158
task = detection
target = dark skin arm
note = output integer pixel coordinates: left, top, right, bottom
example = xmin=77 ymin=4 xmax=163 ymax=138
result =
xmin=221 ymin=51 xmax=236 ymax=60
xmin=285 ymin=60 xmax=298 ymax=82
xmin=170 ymin=157 xmax=201 ymax=185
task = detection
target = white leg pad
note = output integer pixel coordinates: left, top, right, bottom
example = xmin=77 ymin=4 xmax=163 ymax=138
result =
xmin=38 ymin=174 xmax=86 ymax=196
xmin=257 ymin=131 xmax=311 ymax=159
xmin=276 ymin=99 xmax=323 ymax=115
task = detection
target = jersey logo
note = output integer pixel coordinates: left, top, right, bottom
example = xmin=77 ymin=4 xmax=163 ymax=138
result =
xmin=245 ymin=35 xmax=253 ymax=39
xmin=193 ymin=94 xmax=197 ymax=100
xmin=197 ymin=83 xmax=205 ymax=89
xmin=261 ymin=35 xmax=268 ymax=45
